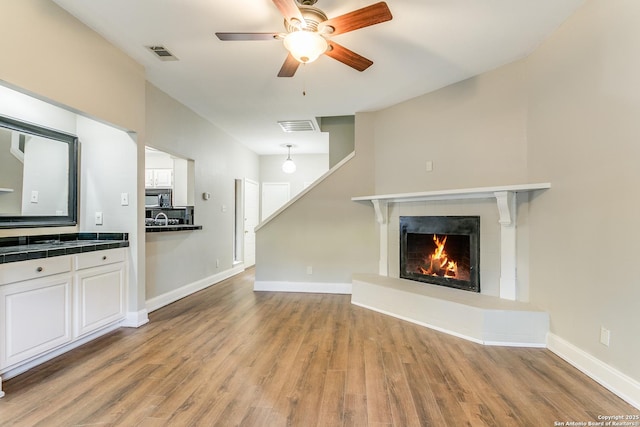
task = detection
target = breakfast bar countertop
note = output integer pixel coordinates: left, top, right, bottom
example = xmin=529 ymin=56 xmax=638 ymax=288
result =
xmin=145 ymin=225 xmax=203 ymax=233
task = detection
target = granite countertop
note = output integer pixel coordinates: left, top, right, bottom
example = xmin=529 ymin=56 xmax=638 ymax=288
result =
xmin=0 ymin=232 xmax=129 ymax=264
xmin=145 ymin=224 xmax=203 ymax=233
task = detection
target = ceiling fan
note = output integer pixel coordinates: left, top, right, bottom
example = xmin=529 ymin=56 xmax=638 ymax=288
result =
xmin=215 ymin=0 xmax=392 ymax=77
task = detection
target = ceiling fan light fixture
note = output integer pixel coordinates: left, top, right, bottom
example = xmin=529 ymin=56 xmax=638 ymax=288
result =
xmin=283 ymin=30 xmax=328 ymax=63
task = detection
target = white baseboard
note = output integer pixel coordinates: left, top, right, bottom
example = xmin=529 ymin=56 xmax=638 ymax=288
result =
xmin=121 ymin=309 xmax=149 ymax=328
xmin=146 ymin=264 xmax=245 ymax=313
xmin=547 ymin=333 xmax=640 ymax=409
xmin=253 ymin=280 xmax=352 ymax=294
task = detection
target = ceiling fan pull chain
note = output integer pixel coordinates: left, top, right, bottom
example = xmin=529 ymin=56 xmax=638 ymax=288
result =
xmin=302 ymin=63 xmax=307 ymax=96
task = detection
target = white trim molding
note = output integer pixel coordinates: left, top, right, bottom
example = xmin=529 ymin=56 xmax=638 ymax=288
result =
xmin=121 ymin=309 xmax=149 ymax=328
xmin=254 ymin=281 xmax=352 ymax=294
xmin=146 ymin=264 xmax=245 ymax=313
xmin=547 ymin=333 xmax=640 ymax=409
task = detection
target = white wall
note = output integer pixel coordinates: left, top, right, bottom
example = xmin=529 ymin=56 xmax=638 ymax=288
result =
xmin=525 ymin=0 xmax=640 ymax=385
xmin=371 ymin=59 xmax=529 ymax=195
xmin=144 ymin=83 xmax=259 ymax=301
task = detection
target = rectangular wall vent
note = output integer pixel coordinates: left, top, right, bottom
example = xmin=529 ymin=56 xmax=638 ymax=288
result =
xmin=145 ymin=45 xmax=179 ymax=61
xmin=278 ymin=120 xmax=316 ymax=132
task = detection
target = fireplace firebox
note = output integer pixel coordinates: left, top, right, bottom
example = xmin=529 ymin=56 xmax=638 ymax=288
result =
xmin=400 ymin=216 xmax=480 ymax=292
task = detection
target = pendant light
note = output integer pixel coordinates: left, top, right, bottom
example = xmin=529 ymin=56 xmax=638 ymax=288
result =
xmin=282 ymin=144 xmax=296 ymax=174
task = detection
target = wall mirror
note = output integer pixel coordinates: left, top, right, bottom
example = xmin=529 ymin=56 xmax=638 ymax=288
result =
xmin=0 ymin=115 xmax=78 ymax=228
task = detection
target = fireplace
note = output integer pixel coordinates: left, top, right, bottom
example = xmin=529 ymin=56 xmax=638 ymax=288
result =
xmin=400 ymin=216 xmax=480 ymax=292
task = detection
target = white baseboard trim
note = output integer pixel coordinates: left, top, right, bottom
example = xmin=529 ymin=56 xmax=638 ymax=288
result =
xmin=146 ymin=265 xmax=245 ymax=313
xmin=121 ymin=309 xmax=149 ymax=328
xmin=547 ymin=333 xmax=640 ymax=409
xmin=254 ymin=281 xmax=352 ymax=294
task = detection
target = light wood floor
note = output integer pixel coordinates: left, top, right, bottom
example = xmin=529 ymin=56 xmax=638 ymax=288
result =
xmin=0 ymin=268 xmax=637 ymax=426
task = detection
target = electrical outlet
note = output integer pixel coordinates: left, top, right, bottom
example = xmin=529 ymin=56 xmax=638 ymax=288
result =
xmin=306 ymin=265 xmax=313 ymax=275
xmin=30 ymin=190 xmax=39 ymax=203
xmin=95 ymin=211 xmax=103 ymax=226
xmin=600 ymin=326 xmax=610 ymax=347
xmin=216 ymin=259 xmax=220 ymax=268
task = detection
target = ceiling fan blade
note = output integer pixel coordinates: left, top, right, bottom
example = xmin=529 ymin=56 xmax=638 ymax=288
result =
xmin=278 ymin=53 xmax=301 ymax=77
xmin=272 ymin=0 xmax=306 ymax=28
xmin=325 ymin=41 xmax=373 ymax=72
xmin=318 ymin=2 xmax=392 ymax=36
xmin=216 ymin=32 xmax=280 ymax=41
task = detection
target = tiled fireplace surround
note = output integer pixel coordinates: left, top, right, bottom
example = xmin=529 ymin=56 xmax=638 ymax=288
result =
xmin=351 ymin=183 xmax=551 ymax=347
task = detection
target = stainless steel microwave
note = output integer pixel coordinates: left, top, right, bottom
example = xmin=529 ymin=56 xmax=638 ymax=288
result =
xmin=145 ymin=188 xmax=172 ymax=208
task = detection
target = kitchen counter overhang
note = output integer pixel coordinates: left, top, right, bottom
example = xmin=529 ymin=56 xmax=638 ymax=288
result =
xmin=145 ymin=225 xmax=203 ymax=233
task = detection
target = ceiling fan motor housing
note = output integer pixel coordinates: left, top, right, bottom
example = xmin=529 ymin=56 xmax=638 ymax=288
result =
xmin=285 ymin=5 xmax=328 ymax=32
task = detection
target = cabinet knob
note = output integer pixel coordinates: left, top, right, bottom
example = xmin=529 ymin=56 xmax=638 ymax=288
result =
xmin=102 ymin=256 xmax=107 ymax=260
xmin=36 ymin=266 xmax=43 ymax=272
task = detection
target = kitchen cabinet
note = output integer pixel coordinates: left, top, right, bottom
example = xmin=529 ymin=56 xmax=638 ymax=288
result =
xmin=0 ymin=247 xmax=127 ymax=396
xmin=0 ymin=257 xmax=73 ymax=370
xmin=74 ymin=249 xmax=126 ymax=338
xmin=145 ymin=168 xmax=173 ymax=188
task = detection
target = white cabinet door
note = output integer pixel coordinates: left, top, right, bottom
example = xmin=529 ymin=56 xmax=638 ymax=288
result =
xmin=154 ymin=168 xmax=173 ymax=188
xmin=145 ymin=169 xmax=155 ymax=187
xmin=74 ymin=257 xmax=126 ymax=338
xmin=0 ymin=275 xmax=73 ymax=369
xmin=145 ymin=168 xmax=173 ymax=188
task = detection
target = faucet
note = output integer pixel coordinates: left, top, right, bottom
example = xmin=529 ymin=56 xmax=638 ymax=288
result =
xmin=154 ymin=212 xmax=168 ymax=226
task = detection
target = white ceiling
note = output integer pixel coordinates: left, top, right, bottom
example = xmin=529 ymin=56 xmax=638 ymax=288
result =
xmin=52 ymin=0 xmax=584 ymax=155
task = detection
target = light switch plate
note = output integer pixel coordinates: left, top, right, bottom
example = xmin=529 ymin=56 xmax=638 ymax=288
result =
xmin=95 ymin=211 xmax=103 ymax=225
xmin=30 ymin=190 xmax=39 ymax=203
xmin=121 ymin=192 xmax=129 ymax=206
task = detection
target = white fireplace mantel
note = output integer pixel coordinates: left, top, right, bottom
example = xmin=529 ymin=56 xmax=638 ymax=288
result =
xmin=352 ymin=183 xmax=551 ymax=301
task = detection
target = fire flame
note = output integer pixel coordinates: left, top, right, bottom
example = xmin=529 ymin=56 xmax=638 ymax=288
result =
xmin=419 ymin=234 xmax=458 ymax=278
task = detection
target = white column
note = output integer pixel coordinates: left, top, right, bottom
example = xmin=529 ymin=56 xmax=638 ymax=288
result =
xmin=371 ymin=199 xmax=389 ymax=276
xmin=494 ymin=191 xmax=517 ymax=300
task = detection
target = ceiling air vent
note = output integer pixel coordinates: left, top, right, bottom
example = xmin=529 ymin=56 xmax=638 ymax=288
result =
xmin=278 ymin=120 xmax=316 ymax=133
xmin=145 ymin=45 xmax=179 ymax=61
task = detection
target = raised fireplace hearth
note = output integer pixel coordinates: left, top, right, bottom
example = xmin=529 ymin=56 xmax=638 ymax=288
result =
xmin=400 ymin=216 xmax=480 ymax=292
xmin=351 ymin=183 xmax=551 ymax=347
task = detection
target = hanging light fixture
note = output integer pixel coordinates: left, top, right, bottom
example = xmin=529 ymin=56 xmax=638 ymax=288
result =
xmin=283 ymin=30 xmax=328 ymax=64
xmin=282 ymin=144 xmax=297 ymax=174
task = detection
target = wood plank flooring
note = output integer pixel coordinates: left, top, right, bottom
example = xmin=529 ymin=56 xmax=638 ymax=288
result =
xmin=0 ymin=268 xmax=637 ymax=426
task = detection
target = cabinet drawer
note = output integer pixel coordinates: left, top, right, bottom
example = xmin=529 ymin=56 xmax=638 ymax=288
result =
xmin=75 ymin=248 xmax=126 ymax=271
xmin=0 ymin=256 xmax=72 ymax=285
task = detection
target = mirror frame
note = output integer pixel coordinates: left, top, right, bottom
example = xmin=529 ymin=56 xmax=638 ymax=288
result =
xmin=0 ymin=114 xmax=78 ymax=228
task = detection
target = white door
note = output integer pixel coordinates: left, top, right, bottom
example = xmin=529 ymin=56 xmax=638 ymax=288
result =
xmin=243 ymin=179 xmax=259 ymax=267
xmin=261 ymin=182 xmax=290 ymax=221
